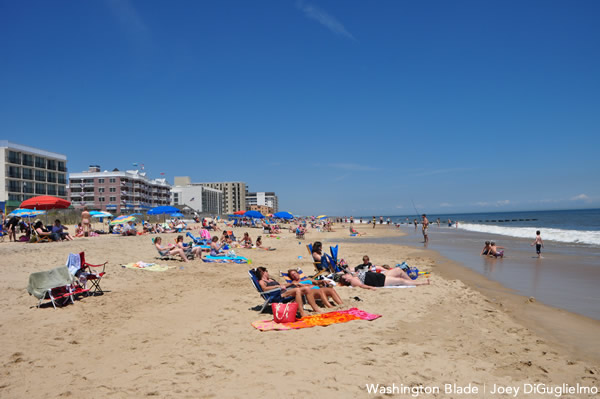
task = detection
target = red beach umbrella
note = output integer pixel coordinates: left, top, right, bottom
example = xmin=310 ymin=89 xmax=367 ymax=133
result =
xmin=233 ymin=210 xmax=246 ymax=215
xmin=20 ymin=195 xmax=71 ymax=210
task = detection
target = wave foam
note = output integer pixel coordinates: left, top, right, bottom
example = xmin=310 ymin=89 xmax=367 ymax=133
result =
xmin=458 ymin=223 xmax=600 ymax=246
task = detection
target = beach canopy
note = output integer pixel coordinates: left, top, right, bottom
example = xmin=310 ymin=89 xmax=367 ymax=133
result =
xmin=273 ymin=211 xmax=294 ymax=220
xmin=244 ymin=210 xmax=264 ymax=219
xmin=8 ymin=208 xmax=46 ymax=217
xmin=110 ymin=215 xmax=136 ymax=225
xmin=171 ymin=212 xmax=184 ymax=217
xmin=147 ymin=206 xmax=179 ymax=215
xmin=317 ymin=215 xmax=327 ymax=219
xmin=233 ymin=210 xmax=246 ymax=215
xmin=20 ymin=196 xmax=71 ymax=210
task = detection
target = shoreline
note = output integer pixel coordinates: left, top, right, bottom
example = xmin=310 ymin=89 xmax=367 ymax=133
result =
xmin=335 ymin=226 xmax=600 ymax=363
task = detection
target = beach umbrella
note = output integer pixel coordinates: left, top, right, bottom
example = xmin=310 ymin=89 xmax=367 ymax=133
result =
xmin=110 ymin=215 xmax=136 ymax=225
xmin=244 ymin=210 xmax=265 ymax=219
xmin=7 ymin=208 xmax=46 ymax=218
xmin=273 ymin=211 xmax=294 ymax=220
xmin=147 ymin=206 xmax=179 ymax=215
xmin=171 ymin=212 xmax=184 ymax=217
xmin=20 ymin=195 xmax=71 ymax=210
xmin=233 ymin=210 xmax=246 ymax=215
xmin=90 ymin=211 xmax=113 ymax=218
xmin=317 ymin=215 xmax=327 ymax=219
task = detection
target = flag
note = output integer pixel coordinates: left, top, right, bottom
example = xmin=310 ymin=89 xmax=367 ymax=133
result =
xmin=190 ymin=197 xmax=195 ymax=202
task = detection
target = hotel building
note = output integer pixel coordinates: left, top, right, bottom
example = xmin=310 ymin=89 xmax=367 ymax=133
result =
xmin=170 ymin=178 xmax=223 ymax=215
xmin=174 ymin=177 xmax=246 ymax=215
xmin=0 ymin=141 xmax=68 ymax=209
xmin=246 ymin=191 xmax=279 ymax=213
xmin=68 ymin=166 xmax=171 ymax=213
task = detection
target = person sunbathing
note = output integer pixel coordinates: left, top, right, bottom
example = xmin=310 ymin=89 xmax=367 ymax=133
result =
xmin=176 ymin=235 xmax=202 ymax=259
xmin=311 ymin=241 xmax=324 ymax=263
xmin=33 ymin=220 xmax=59 ymax=241
xmin=240 ymin=232 xmax=253 ymax=248
xmin=154 ymin=237 xmax=189 ymax=262
xmin=350 ymin=256 xmax=391 ymax=272
xmin=210 ymin=235 xmax=226 ymax=256
xmin=75 ymin=223 xmax=84 ymax=238
xmin=287 ymin=269 xmax=343 ymax=308
xmin=255 ymin=267 xmax=323 ymax=318
xmin=255 ymin=236 xmax=275 ymax=251
xmin=336 ymin=268 xmax=430 ymax=290
xmin=349 ymin=226 xmax=365 ymax=235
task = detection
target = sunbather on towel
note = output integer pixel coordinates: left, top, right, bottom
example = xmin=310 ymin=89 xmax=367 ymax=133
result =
xmin=255 ymin=236 xmax=275 ymax=251
xmin=154 ymin=237 xmax=189 ymax=262
xmin=336 ymin=268 xmax=430 ymax=290
xmin=176 ymin=235 xmax=202 ymax=259
xmin=255 ymin=267 xmax=323 ymax=318
xmin=210 ymin=236 xmax=226 ymax=256
xmin=287 ymin=269 xmax=343 ymax=308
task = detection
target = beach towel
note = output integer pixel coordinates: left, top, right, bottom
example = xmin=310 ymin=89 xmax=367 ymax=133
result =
xmin=202 ymin=255 xmax=250 ymax=264
xmin=27 ymin=266 xmax=74 ymax=299
xmin=251 ymin=307 xmax=381 ymax=331
xmin=66 ymin=253 xmax=81 ymax=275
xmin=121 ymin=262 xmax=170 ymax=272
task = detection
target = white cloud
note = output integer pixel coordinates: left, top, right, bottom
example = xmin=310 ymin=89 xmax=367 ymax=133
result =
xmin=439 ymin=202 xmax=452 ymax=207
xmin=497 ymin=200 xmax=510 ymax=206
xmin=571 ymin=194 xmax=590 ymax=201
xmin=395 ymin=205 xmax=404 ymax=209
xmin=296 ymin=1 xmax=355 ymax=40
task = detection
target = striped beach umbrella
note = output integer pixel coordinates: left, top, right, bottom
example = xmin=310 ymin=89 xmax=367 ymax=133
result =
xmin=8 ymin=208 xmax=46 ymax=218
xmin=109 ymin=215 xmax=136 ymax=225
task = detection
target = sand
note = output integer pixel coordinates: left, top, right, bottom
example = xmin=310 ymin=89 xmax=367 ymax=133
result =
xmin=0 ymin=223 xmax=598 ymax=398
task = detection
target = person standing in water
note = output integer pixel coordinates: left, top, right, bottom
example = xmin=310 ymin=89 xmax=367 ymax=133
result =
xmin=531 ymin=230 xmax=544 ymax=258
xmin=421 ymin=214 xmax=429 ymax=243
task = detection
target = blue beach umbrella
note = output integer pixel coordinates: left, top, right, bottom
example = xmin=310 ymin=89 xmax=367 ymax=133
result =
xmin=244 ymin=210 xmax=265 ymax=219
xmin=171 ymin=212 xmax=184 ymax=217
xmin=148 ymin=206 xmax=179 ymax=215
xmin=90 ymin=211 xmax=113 ymax=218
xmin=273 ymin=211 xmax=294 ymax=220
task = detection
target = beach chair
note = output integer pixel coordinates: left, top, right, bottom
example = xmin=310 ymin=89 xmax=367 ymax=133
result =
xmin=295 ymin=228 xmax=305 ymax=240
xmin=248 ymin=268 xmax=295 ymax=313
xmin=30 ymin=228 xmax=51 ymax=243
xmin=78 ymin=252 xmax=107 ymax=296
xmin=27 ymin=266 xmax=77 ymax=309
xmin=306 ymin=244 xmax=330 ymax=278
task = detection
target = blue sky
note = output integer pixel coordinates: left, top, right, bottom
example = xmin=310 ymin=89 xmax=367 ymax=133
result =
xmin=1 ymin=0 xmax=599 ymax=216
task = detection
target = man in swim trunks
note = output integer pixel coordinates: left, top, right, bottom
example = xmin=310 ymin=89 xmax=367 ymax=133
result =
xmin=81 ymin=207 xmax=91 ymax=237
xmin=421 ymin=214 xmax=429 ymax=243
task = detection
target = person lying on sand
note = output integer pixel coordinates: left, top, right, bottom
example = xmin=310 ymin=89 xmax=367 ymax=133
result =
xmin=255 ymin=267 xmax=324 ymax=318
xmin=255 ymin=236 xmax=275 ymax=251
xmin=154 ymin=237 xmax=189 ymax=262
xmin=287 ymin=269 xmax=343 ymax=308
xmin=350 ymin=256 xmax=391 ymax=272
xmin=335 ymin=268 xmax=430 ymax=290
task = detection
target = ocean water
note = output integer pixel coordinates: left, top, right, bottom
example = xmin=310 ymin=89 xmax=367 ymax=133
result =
xmin=352 ymin=209 xmax=600 ymax=247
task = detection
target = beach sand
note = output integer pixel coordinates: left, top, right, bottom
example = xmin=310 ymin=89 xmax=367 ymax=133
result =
xmin=0 ymin=224 xmax=598 ymax=398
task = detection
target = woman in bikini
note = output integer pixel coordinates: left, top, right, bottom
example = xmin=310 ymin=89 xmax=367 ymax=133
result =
xmin=255 ymin=267 xmax=324 ymax=318
xmin=336 ymin=268 xmax=430 ymax=290
xmin=154 ymin=237 xmax=189 ymax=262
xmin=175 ymin=235 xmax=202 ymax=259
xmin=81 ymin=207 xmax=91 ymax=237
xmin=287 ymin=269 xmax=343 ymax=308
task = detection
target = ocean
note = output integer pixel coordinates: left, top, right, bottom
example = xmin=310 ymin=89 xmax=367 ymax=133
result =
xmin=344 ymin=209 xmax=600 ymax=320
xmin=352 ymin=209 xmax=600 ymax=247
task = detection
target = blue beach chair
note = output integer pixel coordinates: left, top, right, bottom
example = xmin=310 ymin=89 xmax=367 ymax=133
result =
xmin=248 ymin=268 xmax=295 ymax=313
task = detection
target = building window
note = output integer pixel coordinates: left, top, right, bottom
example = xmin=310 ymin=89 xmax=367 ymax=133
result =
xmin=109 ymin=178 xmax=116 ymax=183
xmin=35 ymin=183 xmax=46 ymax=195
xmin=47 ymin=172 xmax=56 ymax=183
xmin=98 ymin=178 xmax=105 ymax=183
xmin=99 ymin=187 xmax=105 ymax=193
xmin=109 ymin=187 xmax=116 ymax=192
xmin=109 ymin=197 xmax=116 ymax=202
xmin=47 ymin=160 xmax=57 ymax=170
xmin=57 ymin=174 xmax=66 ymax=184
xmin=22 ymin=154 xmax=34 ymax=166
xmin=99 ymin=197 xmax=105 ymax=202
xmin=47 ymin=185 xmax=57 ymax=195
xmin=35 ymin=156 xmax=45 ymax=168
xmin=35 ymin=170 xmax=46 ymax=182
xmin=22 ymin=168 xmax=33 ymax=180
xmin=58 ymin=161 xmax=66 ymax=172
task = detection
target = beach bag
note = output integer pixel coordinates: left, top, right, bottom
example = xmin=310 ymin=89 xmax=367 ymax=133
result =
xmin=406 ymin=267 xmax=419 ymax=280
xmin=272 ymin=302 xmax=298 ymax=323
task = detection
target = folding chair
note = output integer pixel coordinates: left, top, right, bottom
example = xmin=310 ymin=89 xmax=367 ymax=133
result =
xmin=306 ymin=244 xmax=330 ymax=278
xmin=248 ymin=269 xmax=295 ymax=313
xmin=79 ymin=252 xmax=107 ymax=296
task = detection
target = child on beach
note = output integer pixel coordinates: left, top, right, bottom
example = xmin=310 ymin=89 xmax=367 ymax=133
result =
xmin=481 ymin=241 xmax=491 ymax=256
xmin=531 ymin=230 xmax=544 ymax=258
xmin=488 ymin=242 xmax=504 ymax=258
